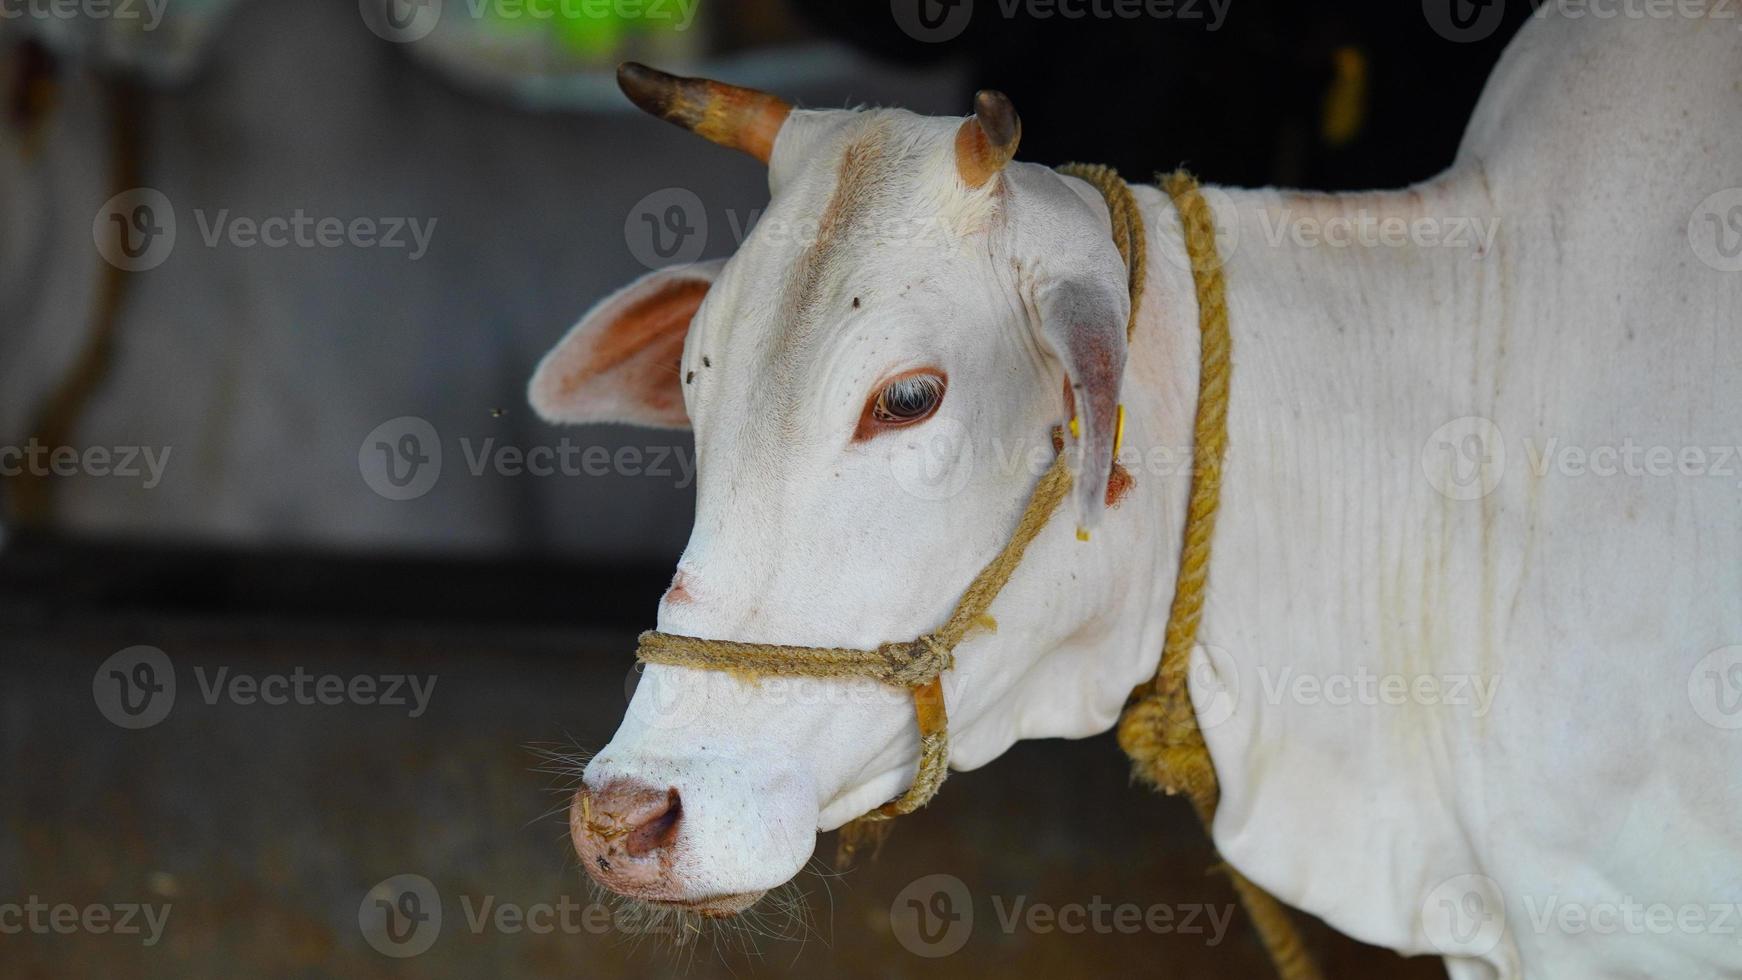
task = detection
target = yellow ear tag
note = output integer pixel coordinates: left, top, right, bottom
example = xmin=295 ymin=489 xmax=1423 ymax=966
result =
xmin=1070 ymin=418 xmax=1086 ymax=541
xmin=1069 ymin=407 xmax=1125 ymax=452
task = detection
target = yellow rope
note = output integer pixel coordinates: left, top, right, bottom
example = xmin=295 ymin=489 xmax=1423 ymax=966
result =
xmin=638 ymin=450 xmax=1074 ymax=829
xmin=1113 ymin=170 xmax=1323 ymax=980
xmin=1115 ymin=170 xmax=1228 ymax=804
xmin=639 ymin=631 xmax=955 ymax=687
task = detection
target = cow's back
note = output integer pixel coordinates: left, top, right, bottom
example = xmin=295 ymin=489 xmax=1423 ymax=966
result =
xmin=1192 ymin=11 xmax=1742 ymax=978
xmin=1455 ymin=9 xmax=1742 ymax=975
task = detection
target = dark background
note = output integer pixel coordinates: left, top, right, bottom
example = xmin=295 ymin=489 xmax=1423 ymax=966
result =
xmin=2 ymin=1 xmax=1534 ymax=976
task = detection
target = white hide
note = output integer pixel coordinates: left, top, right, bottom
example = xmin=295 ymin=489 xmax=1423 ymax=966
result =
xmin=557 ymin=10 xmax=1742 ymax=977
xmin=1192 ymin=12 xmax=1742 ymax=979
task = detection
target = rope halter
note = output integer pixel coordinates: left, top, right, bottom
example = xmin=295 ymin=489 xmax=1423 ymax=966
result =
xmin=637 ymin=449 xmax=1074 ymax=826
xmin=633 ymin=164 xmax=1144 ymax=841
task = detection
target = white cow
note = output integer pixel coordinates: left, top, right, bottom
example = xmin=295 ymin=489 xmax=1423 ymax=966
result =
xmin=535 ymin=10 xmax=1742 ymax=978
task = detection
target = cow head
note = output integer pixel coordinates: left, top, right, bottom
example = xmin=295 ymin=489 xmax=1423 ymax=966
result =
xmin=530 ymin=65 xmax=1155 ymax=918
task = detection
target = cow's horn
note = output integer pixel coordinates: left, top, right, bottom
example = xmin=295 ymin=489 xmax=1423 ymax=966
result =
xmin=955 ymin=89 xmax=1021 ymax=189
xmin=617 ymin=62 xmax=792 ymax=164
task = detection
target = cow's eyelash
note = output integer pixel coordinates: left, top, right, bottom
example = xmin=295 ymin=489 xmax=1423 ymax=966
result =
xmin=854 ymin=370 xmax=947 ymax=440
xmin=872 ymin=374 xmax=945 ymax=424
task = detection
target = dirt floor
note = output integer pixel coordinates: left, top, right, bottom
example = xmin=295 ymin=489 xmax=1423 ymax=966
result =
xmin=0 ymin=548 xmax=1449 ymax=978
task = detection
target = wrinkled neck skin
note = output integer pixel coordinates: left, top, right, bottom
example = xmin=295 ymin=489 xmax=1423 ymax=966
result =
xmin=1165 ymin=173 xmax=1502 ymax=962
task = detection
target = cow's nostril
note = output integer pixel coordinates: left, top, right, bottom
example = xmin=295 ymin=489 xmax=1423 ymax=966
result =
xmin=624 ymin=787 xmax=683 ymax=858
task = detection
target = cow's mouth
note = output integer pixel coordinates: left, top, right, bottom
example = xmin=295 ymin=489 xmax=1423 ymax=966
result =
xmin=649 ymin=889 xmax=766 ymax=918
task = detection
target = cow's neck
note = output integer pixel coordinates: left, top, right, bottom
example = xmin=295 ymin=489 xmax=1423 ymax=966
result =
xmin=1126 ymin=171 xmax=1501 ymax=946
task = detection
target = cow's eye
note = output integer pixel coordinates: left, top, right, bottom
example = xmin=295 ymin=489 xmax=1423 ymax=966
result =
xmin=871 ymin=372 xmax=945 ymax=426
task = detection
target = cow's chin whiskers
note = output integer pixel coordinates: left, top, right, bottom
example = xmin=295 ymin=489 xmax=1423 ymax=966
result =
xmin=585 ymin=875 xmax=827 ymax=961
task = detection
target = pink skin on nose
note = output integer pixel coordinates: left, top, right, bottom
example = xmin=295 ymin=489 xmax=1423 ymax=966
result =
xmin=571 ymin=779 xmax=683 ymax=893
xmin=569 ymin=780 xmax=763 ymax=916
xmin=664 ymin=570 xmax=694 ymax=604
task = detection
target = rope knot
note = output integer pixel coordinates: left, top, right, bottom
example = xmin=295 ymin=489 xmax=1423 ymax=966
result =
xmin=878 ymin=634 xmax=953 ymax=687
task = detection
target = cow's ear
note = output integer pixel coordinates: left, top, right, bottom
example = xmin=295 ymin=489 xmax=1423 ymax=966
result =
xmin=529 ymin=259 xmax=725 ymax=429
xmin=1034 ymin=273 xmax=1129 ymax=533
